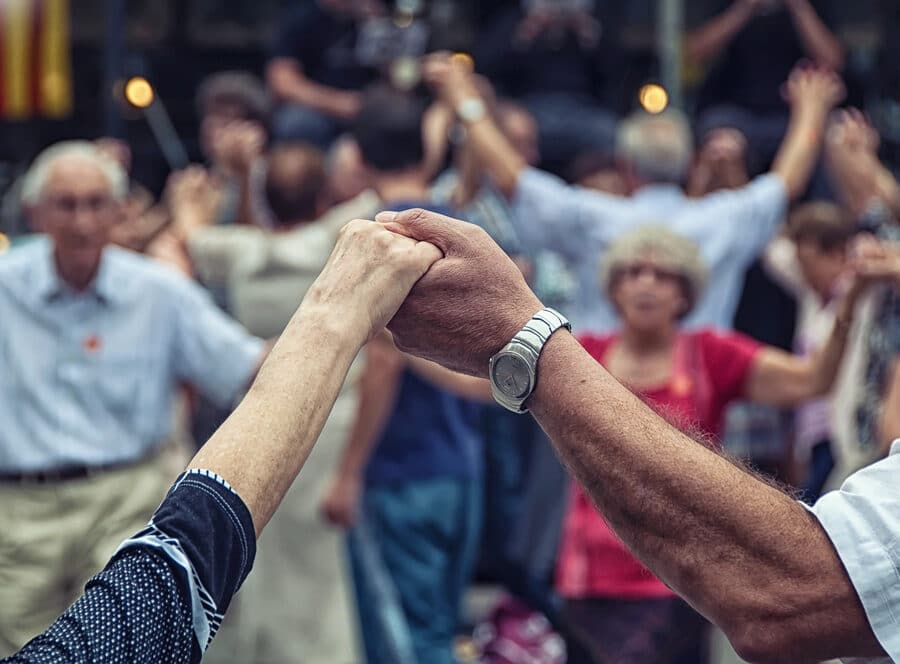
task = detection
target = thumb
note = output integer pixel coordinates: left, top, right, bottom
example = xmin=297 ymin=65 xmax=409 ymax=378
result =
xmin=376 ymin=207 xmax=474 ymax=257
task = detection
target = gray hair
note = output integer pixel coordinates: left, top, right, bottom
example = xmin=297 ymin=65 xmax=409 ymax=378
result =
xmin=616 ymin=109 xmax=693 ymax=184
xmin=599 ymin=225 xmax=708 ymax=316
xmin=21 ymin=141 xmax=128 ymax=206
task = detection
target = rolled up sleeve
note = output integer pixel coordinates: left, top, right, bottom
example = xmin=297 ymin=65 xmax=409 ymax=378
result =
xmin=808 ymin=441 xmax=900 ymax=662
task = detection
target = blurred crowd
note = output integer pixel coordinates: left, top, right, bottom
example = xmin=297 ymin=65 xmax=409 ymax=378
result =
xmin=2 ymin=1 xmax=900 ymax=663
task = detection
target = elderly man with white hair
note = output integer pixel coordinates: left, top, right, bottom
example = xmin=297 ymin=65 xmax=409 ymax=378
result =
xmin=423 ymin=55 xmax=846 ymax=333
xmin=0 ymin=141 xmax=266 ymax=655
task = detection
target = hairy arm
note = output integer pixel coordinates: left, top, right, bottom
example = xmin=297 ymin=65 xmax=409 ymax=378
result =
xmin=528 ymin=331 xmax=883 ymax=662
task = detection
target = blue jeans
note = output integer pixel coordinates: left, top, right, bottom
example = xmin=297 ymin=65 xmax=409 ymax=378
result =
xmin=348 ymin=477 xmax=482 ymax=664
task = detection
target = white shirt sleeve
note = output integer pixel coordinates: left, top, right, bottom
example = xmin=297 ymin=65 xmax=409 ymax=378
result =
xmin=809 ymin=440 xmax=900 ymax=663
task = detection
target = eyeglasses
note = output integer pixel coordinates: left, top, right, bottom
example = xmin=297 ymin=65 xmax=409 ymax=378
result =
xmin=44 ymin=195 xmax=116 ymax=216
xmin=618 ymin=263 xmax=682 ymax=283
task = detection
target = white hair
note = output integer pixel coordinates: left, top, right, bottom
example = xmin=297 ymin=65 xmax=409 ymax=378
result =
xmin=20 ymin=140 xmax=128 ymax=205
xmin=599 ymin=225 xmax=709 ymax=317
xmin=616 ymin=109 xmax=694 ymax=184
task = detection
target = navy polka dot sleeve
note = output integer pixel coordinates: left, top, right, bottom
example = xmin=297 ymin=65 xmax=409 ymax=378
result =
xmin=4 ymin=470 xmax=256 ymax=664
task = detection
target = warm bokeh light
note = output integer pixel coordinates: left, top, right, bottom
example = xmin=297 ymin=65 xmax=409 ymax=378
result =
xmin=639 ymin=84 xmax=669 ymax=114
xmin=0 ymin=233 xmax=9 ymax=255
xmin=450 ymin=52 xmax=475 ymax=72
xmin=124 ymin=77 xmax=154 ymax=109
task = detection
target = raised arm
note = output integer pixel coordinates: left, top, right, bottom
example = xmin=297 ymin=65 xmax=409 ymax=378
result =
xmin=825 ymin=109 xmax=900 ymax=219
xmin=423 ymin=54 xmax=525 ymax=198
xmin=686 ymin=0 xmax=758 ymax=65
xmin=750 ymin=237 xmax=900 ymax=406
xmin=785 ymin=0 xmax=845 ymax=71
xmin=770 ymin=65 xmax=845 ymax=202
xmin=383 ymin=207 xmax=886 ymax=662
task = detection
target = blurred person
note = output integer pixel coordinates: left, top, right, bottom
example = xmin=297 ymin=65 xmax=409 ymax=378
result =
xmin=685 ymin=128 xmax=750 ymax=197
xmin=266 ymin=0 xmax=431 ymax=146
xmin=566 ymin=150 xmax=628 ymax=195
xmin=688 ymin=0 xmax=843 ymax=173
xmin=424 ymin=53 xmax=845 ymax=333
xmin=0 ymin=142 xmax=267 ymax=655
xmin=762 ymin=203 xmax=869 ymax=503
xmin=175 ymin=142 xmax=378 ymax=663
xmin=6 ymin=217 xmax=443 ymax=664
xmin=382 ymin=205 xmax=900 ymax=663
xmin=324 ymin=134 xmax=370 ymax=208
xmin=555 ymin=226 xmax=878 ymax=663
xmin=320 ymin=88 xmax=486 ymax=664
xmin=193 ymin=71 xmax=270 ymax=229
xmin=1 ymin=138 xmax=158 ymax=244
xmin=475 ymin=0 xmax=622 ymax=172
xmin=824 ymin=110 xmax=900 ymax=480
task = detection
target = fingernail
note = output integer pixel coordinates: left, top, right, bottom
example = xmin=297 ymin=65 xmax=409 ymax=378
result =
xmin=375 ymin=211 xmax=398 ymax=223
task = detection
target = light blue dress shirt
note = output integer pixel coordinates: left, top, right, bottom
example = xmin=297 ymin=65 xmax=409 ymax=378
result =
xmin=0 ymin=238 xmax=264 ymax=473
xmin=511 ymin=168 xmax=788 ymax=333
xmin=810 ymin=440 xmax=900 ymax=664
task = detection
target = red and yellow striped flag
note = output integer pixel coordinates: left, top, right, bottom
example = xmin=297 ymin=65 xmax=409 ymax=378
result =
xmin=0 ymin=0 xmax=71 ymax=119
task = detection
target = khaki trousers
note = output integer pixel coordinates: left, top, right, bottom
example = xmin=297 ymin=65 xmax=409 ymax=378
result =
xmin=0 ymin=454 xmax=174 ymax=655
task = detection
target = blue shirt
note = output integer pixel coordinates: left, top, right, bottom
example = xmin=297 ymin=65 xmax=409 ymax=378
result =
xmin=0 ymin=238 xmax=264 ymax=472
xmin=7 ymin=469 xmax=257 ymax=663
xmin=366 ymin=201 xmax=483 ymax=486
xmin=809 ymin=440 xmax=900 ymax=664
xmin=366 ymin=369 xmax=482 ymax=486
xmin=511 ymin=168 xmax=788 ymax=333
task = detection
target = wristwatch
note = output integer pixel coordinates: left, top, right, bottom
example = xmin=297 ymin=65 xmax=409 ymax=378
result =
xmin=489 ymin=308 xmax=571 ymax=413
xmin=456 ymin=97 xmax=486 ymax=124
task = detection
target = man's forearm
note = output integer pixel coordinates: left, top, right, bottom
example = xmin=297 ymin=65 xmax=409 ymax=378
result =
xmin=528 ymin=331 xmax=882 ymax=661
xmin=187 ymin=302 xmax=361 ymax=536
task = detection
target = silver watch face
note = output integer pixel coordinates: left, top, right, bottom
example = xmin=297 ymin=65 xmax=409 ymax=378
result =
xmin=492 ymin=354 xmax=532 ymax=399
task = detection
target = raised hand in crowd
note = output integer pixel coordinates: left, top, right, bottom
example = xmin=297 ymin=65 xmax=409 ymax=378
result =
xmin=165 ymin=165 xmax=223 ymax=237
xmin=826 ymin=109 xmax=900 ymax=219
xmin=215 ymin=119 xmax=266 ymax=177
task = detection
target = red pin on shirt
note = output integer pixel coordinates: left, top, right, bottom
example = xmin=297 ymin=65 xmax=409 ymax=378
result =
xmin=83 ymin=334 xmax=101 ymax=353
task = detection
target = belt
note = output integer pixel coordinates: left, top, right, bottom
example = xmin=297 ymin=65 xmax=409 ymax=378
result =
xmin=0 ymin=456 xmax=154 ymax=485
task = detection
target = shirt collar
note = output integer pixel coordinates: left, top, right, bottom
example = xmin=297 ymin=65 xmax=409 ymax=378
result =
xmin=37 ymin=240 xmax=117 ymax=305
xmin=633 ymin=183 xmax=686 ymax=201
